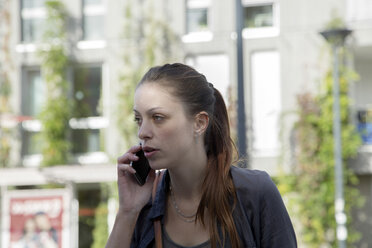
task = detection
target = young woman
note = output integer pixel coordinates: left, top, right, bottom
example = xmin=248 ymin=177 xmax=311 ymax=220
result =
xmin=106 ymin=63 xmax=297 ymax=248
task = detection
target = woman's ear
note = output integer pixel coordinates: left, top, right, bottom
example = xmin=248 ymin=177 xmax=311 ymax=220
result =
xmin=194 ymin=111 xmax=209 ymax=136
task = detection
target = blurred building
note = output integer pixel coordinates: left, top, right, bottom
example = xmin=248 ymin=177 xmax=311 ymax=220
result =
xmin=0 ymin=0 xmax=372 ymax=247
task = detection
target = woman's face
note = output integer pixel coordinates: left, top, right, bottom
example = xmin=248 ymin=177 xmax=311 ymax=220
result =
xmin=24 ymin=218 xmax=36 ymax=232
xmin=133 ymin=83 xmax=197 ymax=170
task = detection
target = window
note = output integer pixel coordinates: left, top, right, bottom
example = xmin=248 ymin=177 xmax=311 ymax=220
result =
xmin=357 ymin=109 xmax=372 ymax=145
xmin=22 ymin=0 xmax=45 ymax=8
xmin=251 ymin=51 xmax=281 ymax=156
xmin=21 ymin=67 xmax=44 ymax=166
xmin=185 ymin=54 xmax=230 ymax=101
xmin=186 ymin=7 xmax=208 ymax=33
xmin=20 ymin=0 xmax=47 ymax=43
xmin=20 ymin=65 xmax=107 ymax=166
xmin=71 ymin=129 xmax=101 ymax=154
xmin=353 ymin=55 xmax=372 ymax=146
xmin=21 ymin=131 xmax=43 ymax=155
xmin=22 ymin=68 xmax=46 ymax=117
xmin=186 ymin=0 xmax=209 ymax=33
xmin=73 ymin=66 xmax=101 ymax=117
xmin=242 ymin=1 xmax=279 ymax=38
xmin=183 ymin=0 xmax=212 ymax=43
xmin=21 ymin=127 xmax=43 ymax=167
xmin=244 ymin=4 xmax=273 ymax=28
xmin=82 ymin=0 xmax=105 ymax=40
xmin=71 ymin=65 xmax=105 ymax=157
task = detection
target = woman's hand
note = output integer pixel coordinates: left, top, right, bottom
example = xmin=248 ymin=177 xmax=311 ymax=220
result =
xmin=116 ymin=145 xmax=156 ymax=216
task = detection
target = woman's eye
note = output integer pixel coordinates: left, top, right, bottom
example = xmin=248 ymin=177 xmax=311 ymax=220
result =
xmin=134 ymin=116 xmax=142 ymax=125
xmin=153 ymin=115 xmax=164 ymax=122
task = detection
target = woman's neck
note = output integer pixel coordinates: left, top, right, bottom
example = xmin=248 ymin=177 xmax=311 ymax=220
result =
xmin=168 ymin=150 xmax=208 ymax=200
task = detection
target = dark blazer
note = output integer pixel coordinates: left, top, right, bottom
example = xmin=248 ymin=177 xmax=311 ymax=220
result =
xmin=130 ymin=166 xmax=297 ymax=248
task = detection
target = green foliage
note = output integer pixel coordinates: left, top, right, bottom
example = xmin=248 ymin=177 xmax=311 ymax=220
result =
xmin=324 ymin=16 xmax=345 ymax=30
xmin=117 ymin=0 xmax=181 ymax=148
xmin=38 ymin=0 xmax=71 ymax=166
xmin=0 ymin=74 xmax=11 ymax=99
xmin=91 ymin=202 xmax=108 ymax=248
xmin=91 ymin=183 xmax=112 ymax=248
xmin=0 ymin=73 xmax=13 ymax=168
xmin=0 ymin=0 xmax=14 ymax=168
xmin=278 ymin=48 xmax=364 ymax=247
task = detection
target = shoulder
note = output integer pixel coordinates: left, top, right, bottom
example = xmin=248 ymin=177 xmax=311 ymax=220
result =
xmin=230 ymin=166 xmax=297 ymax=246
xmin=230 ymin=165 xmax=286 ymax=215
xmin=230 ymin=166 xmax=275 ymax=196
xmin=230 ymin=165 xmax=270 ymax=181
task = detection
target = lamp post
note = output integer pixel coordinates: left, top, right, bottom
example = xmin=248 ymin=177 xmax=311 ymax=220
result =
xmin=320 ymin=28 xmax=352 ymax=248
xmin=235 ymin=0 xmax=248 ymax=167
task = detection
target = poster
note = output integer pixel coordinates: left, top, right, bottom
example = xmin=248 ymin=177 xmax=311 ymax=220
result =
xmin=1 ymin=189 xmax=70 ymax=248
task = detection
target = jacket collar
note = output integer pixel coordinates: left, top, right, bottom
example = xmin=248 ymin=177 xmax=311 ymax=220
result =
xmin=148 ymin=170 xmax=169 ymax=221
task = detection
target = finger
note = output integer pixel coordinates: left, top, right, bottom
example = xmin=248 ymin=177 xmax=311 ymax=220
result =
xmin=128 ymin=144 xmax=142 ymax=153
xmin=117 ymin=145 xmax=142 ymax=163
xmin=118 ymin=163 xmax=136 ymax=174
xmin=117 ymin=152 xmax=138 ymax=165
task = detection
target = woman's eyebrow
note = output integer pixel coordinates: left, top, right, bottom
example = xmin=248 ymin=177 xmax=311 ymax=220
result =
xmin=146 ymin=107 xmax=164 ymax=114
xmin=133 ymin=107 xmax=164 ymax=115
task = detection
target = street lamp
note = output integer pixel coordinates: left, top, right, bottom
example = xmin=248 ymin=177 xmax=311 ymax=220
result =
xmin=235 ymin=0 xmax=248 ymax=167
xmin=320 ymin=27 xmax=352 ymax=248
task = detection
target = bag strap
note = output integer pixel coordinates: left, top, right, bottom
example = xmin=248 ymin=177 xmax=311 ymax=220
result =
xmin=152 ymin=170 xmax=165 ymax=248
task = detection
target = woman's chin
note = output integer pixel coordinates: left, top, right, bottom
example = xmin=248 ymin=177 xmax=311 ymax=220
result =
xmin=149 ymin=162 xmax=166 ymax=171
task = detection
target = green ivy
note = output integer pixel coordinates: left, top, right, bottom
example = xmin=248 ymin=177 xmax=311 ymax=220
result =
xmin=91 ymin=183 xmax=112 ymax=248
xmin=116 ymin=0 xmax=181 ymax=148
xmin=37 ymin=0 xmax=71 ymax=166
xmin=0 ymin=0 xmax=13 ymax=168
xmin=91 ymin=202 xmax=108 ymax=248
xmin=0 ymin=72 xmax=13 ymax=169
xmin=278 ymin=49 xmax=364 ymax=247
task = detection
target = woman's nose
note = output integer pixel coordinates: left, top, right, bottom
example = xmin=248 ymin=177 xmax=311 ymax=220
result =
xmin=138 ymin=120 xmax=152 ymax=140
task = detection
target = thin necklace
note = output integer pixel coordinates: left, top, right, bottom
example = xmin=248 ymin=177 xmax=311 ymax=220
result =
xmin=169 ymin=184 xmax=197 ymax=223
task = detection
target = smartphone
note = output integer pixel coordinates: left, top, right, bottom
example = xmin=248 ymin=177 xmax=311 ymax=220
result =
xmin=130 ymin=149 xmax=151 ymax=186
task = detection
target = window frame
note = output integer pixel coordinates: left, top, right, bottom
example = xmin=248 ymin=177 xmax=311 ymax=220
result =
xmin=70 ymin=64 xmax=108 ymax=163
xmin=250 ymin=50 xmax=281 ymax=157
xmin=242 ymin=1 xmax=280 ymax=39
xmin=21 ymin=67 xmax=45 ymax=117
xmin=80 ymin=0 xmax=106 ymax=43
xmin=20 ymin=66 xmax=44 ymax=167
xmin=20 ymin=64 xmax=109 ymax=166
xmin=20 ymin=0 xmax=47 ymax=43
xmin=182 ymin=0 xmax=213 ymax=43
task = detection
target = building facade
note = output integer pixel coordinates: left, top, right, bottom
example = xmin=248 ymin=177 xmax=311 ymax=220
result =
xmin=1 ymin=0 xmax=372 ymax=247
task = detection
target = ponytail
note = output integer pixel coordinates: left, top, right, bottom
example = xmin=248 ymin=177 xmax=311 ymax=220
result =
xmin=198 ymin=87 xmax=240 ymax=248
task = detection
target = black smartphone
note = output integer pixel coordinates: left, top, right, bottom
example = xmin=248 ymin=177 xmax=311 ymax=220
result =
xmin=131 ymin=149 xmax=151 ymax=186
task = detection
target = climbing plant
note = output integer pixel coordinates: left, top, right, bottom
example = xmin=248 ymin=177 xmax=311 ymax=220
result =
xmin=91 ymin=201 xmax=108 ymax=248
xmin=116 ymin=0 xmax=181 ymax=148
xmin=277 ymin=33 xmax=364 ymax=248
xmin=0 ymin=0 xmax=13 ymax=168
xmin=38 ymin=0 xmax=71 ymax=166
xmin=91 ymin=183 xmax=112 ymax=248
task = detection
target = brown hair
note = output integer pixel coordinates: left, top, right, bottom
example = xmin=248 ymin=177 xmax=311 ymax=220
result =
xmin=138 ymin=63 xmax=240 ymax=247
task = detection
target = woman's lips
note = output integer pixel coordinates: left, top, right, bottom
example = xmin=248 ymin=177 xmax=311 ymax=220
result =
xmin=144 ymin=150 xmax=157 ymax=158
xmin=142 ymin=146 xmax=158 ymax=158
